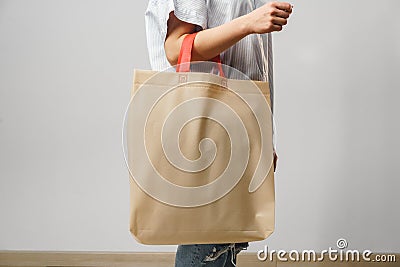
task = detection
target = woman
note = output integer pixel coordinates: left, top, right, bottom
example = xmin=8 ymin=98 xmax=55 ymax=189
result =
xmin=145 ymin=1 xmax=293 ymax=266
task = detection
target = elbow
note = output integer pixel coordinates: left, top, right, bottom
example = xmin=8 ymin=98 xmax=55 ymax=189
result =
xmin=164 ymin=40 xmax=179 ymax=66
xmin=166 ymin=53 xmax=179 ymax=67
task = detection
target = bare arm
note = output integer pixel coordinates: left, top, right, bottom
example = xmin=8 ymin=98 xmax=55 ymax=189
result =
xmin=164 ymin=1 xmax=293 ymax=66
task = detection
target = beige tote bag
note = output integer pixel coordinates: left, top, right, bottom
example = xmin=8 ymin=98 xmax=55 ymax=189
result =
xmin=125 ymin=32 xmax=275 ymax=245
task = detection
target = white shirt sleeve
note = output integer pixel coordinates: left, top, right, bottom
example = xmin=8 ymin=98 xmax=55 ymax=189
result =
xmin=173 ymin=0 xmax=207 ymax=30
xmin=145 ymin=0 xmax=208 ymax=70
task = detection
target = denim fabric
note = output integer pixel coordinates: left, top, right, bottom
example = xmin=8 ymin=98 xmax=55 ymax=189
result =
xmin=175 ymin=242 xmax=249 ymax=267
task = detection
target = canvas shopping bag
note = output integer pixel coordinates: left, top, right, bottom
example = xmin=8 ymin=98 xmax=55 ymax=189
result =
xmin=126 ymin=32 xmax=275 ymax=245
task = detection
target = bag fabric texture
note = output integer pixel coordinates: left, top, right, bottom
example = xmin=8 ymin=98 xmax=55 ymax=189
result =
xmin=127 ymin=32 xmax=275 ymax=245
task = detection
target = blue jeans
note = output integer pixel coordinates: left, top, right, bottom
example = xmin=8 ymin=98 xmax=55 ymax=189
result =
xmin=175 ymin=242 xmax=249 ymax=267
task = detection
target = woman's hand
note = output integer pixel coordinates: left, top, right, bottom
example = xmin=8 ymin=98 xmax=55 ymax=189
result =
xmin=244 ymin=1 xmax=293 ymax=34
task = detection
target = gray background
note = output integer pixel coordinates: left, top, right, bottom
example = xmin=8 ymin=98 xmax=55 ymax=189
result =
xmin=0 ymin=0 xmax=399 ymax=253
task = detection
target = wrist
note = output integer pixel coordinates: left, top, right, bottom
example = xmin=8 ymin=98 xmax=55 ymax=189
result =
xmin=234 ymin=14 xmax=253 ymax=36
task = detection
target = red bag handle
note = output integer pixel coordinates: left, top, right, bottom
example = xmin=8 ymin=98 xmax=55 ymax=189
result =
xmin=176 ymin=32 xmax=225 ymax=77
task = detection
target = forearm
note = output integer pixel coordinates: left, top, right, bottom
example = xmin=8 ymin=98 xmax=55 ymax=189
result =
xmin=165 ymin=14 xmax=252 ymax=66
xmin=190 ymin=15 xmax=251 ymax=62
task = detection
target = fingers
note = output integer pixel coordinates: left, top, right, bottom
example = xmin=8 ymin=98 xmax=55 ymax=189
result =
xmin=271 ymin=8 xmax=291 ymax=19
xmin=250 ymin=1 xmax=293 ymax=34
xmin=272 ymin=24 xmax=283 ymax=32
xmin=269 ymin=2 xmax=292 ymax=32
xmin=272 ymin=1 xmax=293 ymax=13
xmin=271 ymin=16 xmax=287 ymax=26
